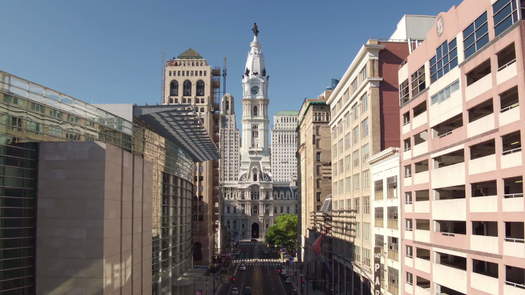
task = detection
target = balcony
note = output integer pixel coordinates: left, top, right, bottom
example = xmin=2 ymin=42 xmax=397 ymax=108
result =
xmin=471 ymin=221 xmax=499 ymax=254
xmin=471 ymin=195 xmax=498 ymax=212
xmin=434 ymin=220 xmax=468 ymax=248
xmin=503 ymin=176 xmax=524 ymax=212
xmin=415 ymin=277 xmax=431 ymax=295
xmin=412 ymin=142 xmax=428 ymax=158
xmin=469 ymin=139 xmax=496 ymax=174
xmin=433 ymin=199 xmax=466 ymax=221
xmin=471 ymin=235 xmax=499 ymax=254
xmin=433 ymin=263 xmax=467 ymax=294
xmin=415 ymin=257 xmax=431 ymax=273
xmin=415 ymin=286 xmax=431 ymax=295
xmin=501 ymin=131 xmax=522 ymax=169
xmin=497 ymin=43 xmax=517 ymax=85
xmin=465 ymin=60 xmax=492 ymax=101
xmin=432 ymin=163 xmax=465 ymax=189
xmin=467 ymin=99 xmax=495 ymax=137
xmin=471 ymin=180 xmax=498 ymax=212
xmin=505 ymin=265 xmax=525 ymax=295
xmin=504 ymin=222 xmax=525 ymax=258
xmin=471 ymin=261 xmax=499 ymax=295
xmin=412 ymin=112 xmax=427 ymax=130
xmin=499 ymin=86 xmax=520 ymax=126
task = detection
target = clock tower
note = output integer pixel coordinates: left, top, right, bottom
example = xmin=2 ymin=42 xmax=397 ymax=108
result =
xmin=240 ymin=23 xmax=271 ymax=167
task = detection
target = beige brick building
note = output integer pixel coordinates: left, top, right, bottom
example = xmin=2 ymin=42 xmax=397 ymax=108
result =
xmin=163 ymin=49 xmax=221 ymax=265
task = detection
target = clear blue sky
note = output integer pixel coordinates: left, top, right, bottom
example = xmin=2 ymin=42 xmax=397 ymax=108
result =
xmin=0 ymin=0 xmax=460 ymax=120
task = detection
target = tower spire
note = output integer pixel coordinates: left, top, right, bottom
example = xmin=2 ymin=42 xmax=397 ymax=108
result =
xmin=252 ymin=23 xmax=259 ymax=37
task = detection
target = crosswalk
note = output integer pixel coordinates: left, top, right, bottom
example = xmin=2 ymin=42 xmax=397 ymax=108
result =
xmin=233 ymin=258 xmax=283 ymax=266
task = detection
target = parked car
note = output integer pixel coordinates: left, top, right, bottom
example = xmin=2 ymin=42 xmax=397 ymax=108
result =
xmin=231 ymin=287 xmax=239 ymax=295
xmin=239 ymin=264 xmax=246 ymax=271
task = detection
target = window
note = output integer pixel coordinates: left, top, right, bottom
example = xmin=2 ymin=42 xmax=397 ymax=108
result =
xmin=493 ymin=0 xmax=521 ymax=36
xmin=430 ymin=38 xmax=458 ymax=83
xmin=352 ymin=126 xmax=359 ymax=143
xmin=353 ymin=174 xmax=360 ymax=192
xmin=361 ymin=144 xmax=369 ymax=165
xmin=400 ymin=80 xmax=410 ymax=104
xmin=405 ymin=192 xmax=413 ymax=204
xmin=316 ymin=152 xmax=321 ymax=161
xmin=183 ymin=80 xmax=192 ymax=96
xmin=406 ymin=272 xmax=413 ymax=285
xmin=464 ymin=12 xmax=489 ymax=58
xmin=406 ymin=219 xmax=413 ymax=231
xmin=403 ymin=112 xmax=410 ymax=125
xmin=169 ymin=80 xmax=179 ymax=96
xmin=430 ymin=80 xmax=460 ymax=104
xmin=360 ymin=94 xmax=368 ymax=113
xmin=361 ymin=118 xmax=369 ymax=138
xmin=411 ymin=66 xmax=426 ymax=97
xmin=253 ymin=106 xmax=258 ymax=116
xmin=196 ymin=80 xmax=204 ymax=96
xmin=404 ymin=165 xmax=412 ymax=178
xmin=403 ymin=138 xmax=411 ymax=152
xmin=363 ymin=196 xmax=370 ymax=214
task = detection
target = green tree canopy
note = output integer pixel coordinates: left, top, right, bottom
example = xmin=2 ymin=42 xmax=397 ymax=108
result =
xmin=265 ymin=214 xmax=298 ymax=252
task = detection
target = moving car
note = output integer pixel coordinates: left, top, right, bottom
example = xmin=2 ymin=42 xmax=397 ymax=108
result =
xmin=231 ymin=287 xmax=239 ymax=295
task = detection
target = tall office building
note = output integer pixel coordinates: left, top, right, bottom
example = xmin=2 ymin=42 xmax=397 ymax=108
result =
xmin=323 ymin=15 xmax=435 ymax=294
xmin=221 ymin=25 xmax=298 ymax=242
xmin=219 ymin=94 xmax=240 ymax=183
xmin=399 ymin=1 xmax=525 ymax=294
xmin=271 ymin=111 xmax=299 ymax=183
xmin=163 ymin=50 xmax=221 ymax=265
xmin=296 ymin=91 xmax=332 ymax=263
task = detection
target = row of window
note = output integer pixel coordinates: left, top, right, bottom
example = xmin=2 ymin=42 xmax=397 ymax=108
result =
xmin=332 ymin=66 xmax=368 ymax=116
xmin=167 ymin=97 xmax=206 ymax=105
xmin=404 ymin=129 xmax=521 ymax=178
xmin=404 ymin=175 xmax=523 ymax=204
xmin=332 ymin=94 xmax=369 ymax=139
xmin=332 ymin=118 xmax=369 ymax=160
xmin=168 ymin=70 xmax=207 ymax=77
xmin=169 ymin=80 xmax=206 ymax=97
xmin=168 ymin=60 xmax=207 ymax=67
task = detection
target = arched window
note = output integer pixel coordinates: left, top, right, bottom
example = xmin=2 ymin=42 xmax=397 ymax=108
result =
xmin=196 ymin=80 xmax=205 ymax=96
xmin=183 ymin=80 xmax=192 ymax=96
xmin=170 ymin=80 xmax=178 ymax=96
xmin=253 ymin=106 xmax=258 ymax=116
xmin=225 ymin=101 xmax=229 ymax=111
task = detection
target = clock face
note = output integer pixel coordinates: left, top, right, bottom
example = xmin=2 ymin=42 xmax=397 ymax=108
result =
xmin=251 ymin=86 xmax=259 ymax=95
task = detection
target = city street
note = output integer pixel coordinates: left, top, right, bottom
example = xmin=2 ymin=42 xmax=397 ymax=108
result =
xmin=218 ymin=242 xmax=290 ymax=295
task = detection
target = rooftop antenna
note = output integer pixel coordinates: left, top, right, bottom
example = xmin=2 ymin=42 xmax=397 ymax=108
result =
xmin=160 ymin=50 xmax=166 ymax=104
xmin=223 ymin=56 xmax=227 ymax=95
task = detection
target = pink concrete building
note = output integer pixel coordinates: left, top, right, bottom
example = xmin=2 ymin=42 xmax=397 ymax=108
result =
xmin=399 ymin=0 xmax=525 ymax=294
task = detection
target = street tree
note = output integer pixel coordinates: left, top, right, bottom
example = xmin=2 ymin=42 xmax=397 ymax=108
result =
xmin=265 ymin=214 xmax=298 ymax=253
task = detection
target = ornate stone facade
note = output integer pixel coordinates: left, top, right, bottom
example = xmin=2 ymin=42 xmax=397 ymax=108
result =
xmin=220 ymin=26 xmax=298 ymax=242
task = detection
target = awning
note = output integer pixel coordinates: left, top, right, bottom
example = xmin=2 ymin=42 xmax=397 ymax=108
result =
xmin=134 ymin=105 xmax=219 ymax=162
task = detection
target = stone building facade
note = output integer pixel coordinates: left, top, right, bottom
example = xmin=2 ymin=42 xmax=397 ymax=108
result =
xmin=220 ymin=26 xmax=298 ymax=242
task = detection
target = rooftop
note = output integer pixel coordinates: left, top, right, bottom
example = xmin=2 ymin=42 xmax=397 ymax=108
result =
xmin=275 ymin=110 xmax=299 ymax=116
xmin=177 ymin=48 xmax=204 ymax=59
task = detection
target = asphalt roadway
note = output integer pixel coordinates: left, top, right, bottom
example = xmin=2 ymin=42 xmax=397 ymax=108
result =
xmin=217 ymin=242 xmax=289 ymax=295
